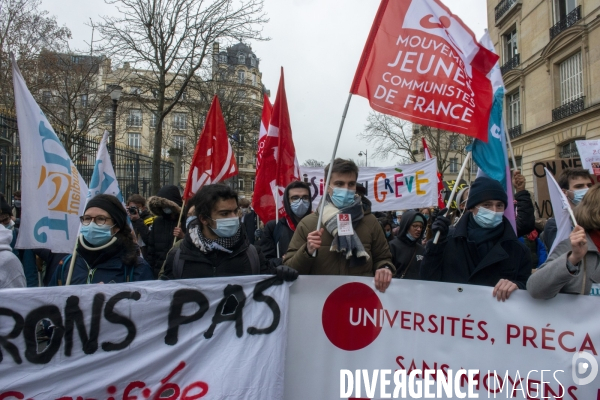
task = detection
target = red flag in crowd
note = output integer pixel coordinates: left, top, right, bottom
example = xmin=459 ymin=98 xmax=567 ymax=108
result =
xmin=422 ymin=137 xmax=446 ymax=208
xmin=350 ymin=0 xmax=498 ymax=142
xmin=252 ymin=68 xmax=300 ymax=223
xmin=183 ymin=95 xmax=237 ymax=200
xmin=256 ymin=93 xmax=273 ymax=169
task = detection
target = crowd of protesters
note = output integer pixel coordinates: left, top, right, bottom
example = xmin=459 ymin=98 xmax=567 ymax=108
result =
xmin=1 ymin=158 xmax=598 ymax=304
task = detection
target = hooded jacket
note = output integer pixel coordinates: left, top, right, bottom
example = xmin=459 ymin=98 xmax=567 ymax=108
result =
xmin=162 ymin=226 xmax=271 ymax=279
xmin=389 ymin=210 xmax=426 ymax=279
xmin=260 ymin=184 xmax=312 ymax=265
xmin=420 ymin=211 xmax=531 ymax=288
xmin=147 ymin=185 xmax=183 ymax=277
xmin=0 ymin=227 xmax=25 ymax=289
xmin=283 ymin=198 xmax=394 ymax=276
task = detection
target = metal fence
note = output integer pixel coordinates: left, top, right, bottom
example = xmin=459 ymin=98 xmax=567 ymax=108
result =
xmin=0 ymin=112 xmax=174 ymax=202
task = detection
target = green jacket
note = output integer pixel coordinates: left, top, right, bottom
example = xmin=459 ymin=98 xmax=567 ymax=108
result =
xmin=283 ymin=211 xmax=395 ymax=276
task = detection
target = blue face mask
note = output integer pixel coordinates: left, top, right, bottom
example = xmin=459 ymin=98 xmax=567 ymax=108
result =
xmin=424 ymin=214 xmax=430 ymax=221
xmin=474 ymin=207 xmax=503 ymax=229
xmin=80 ymin=222 xmax=115 ymax=246
xmin=385 ymin=231 xmax=391 ymax=238
xmin=330 ymin=187 xmax=356 ymax=209
xmin=571 ymin=188 xmax=589 ymax=205
xmin=210 ymin=217 xmax=240 ymax=238
xmin=290 ymin=199 xmax=310 ymax=218
xmin=186 ymin=216 xmax=197 ymax=229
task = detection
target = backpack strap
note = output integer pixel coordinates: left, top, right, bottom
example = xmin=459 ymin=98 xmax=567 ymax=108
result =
xmin=173 ymin=248 xmax=184 ymax=279
xmin=246 ymin=245 xmax=260 ymax=275
xmin=56 ymin=254 xmax=72 ymax=286
xmin=273 ymin=221 xmax=281 ymax=258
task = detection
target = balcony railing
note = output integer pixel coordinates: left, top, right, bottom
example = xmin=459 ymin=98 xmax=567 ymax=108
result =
xmin=559 ymin=149 xmax=580 ymax=159
xmin=495 ymin=0 xmax=518 ymax=22
xmin=500 ymin=54 xmax=520 ymax=75
xmin=550 ymin=6 xmax=582 ymax=40
xmin=552 ymin=96 xmax=585 ymax=121
xmin=508 ymin=124 xmax=523 ymax=139
xmin=126 ymin=117 xmax=142 ymax=127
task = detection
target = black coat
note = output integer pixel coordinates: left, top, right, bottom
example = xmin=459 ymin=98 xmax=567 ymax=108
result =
xmin=146 ymin=194 xmax=183 ymax=277
xmin=420 ymin=211 xmax=532 ymax=289
xmin=242 ymin=210 xmax=259 ymax=245
xmin=162 ymin=229 xmax=271 ymax=279
xmin=260 ymin=219 xmax=295 ymax=265
xmin=389 ymin=210 xmax=425 ymax=279
xmin=515 ymin=190 xmax=535 ymax=238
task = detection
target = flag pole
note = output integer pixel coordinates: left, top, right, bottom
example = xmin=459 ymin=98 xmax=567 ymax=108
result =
xmin=275 ymin=191 xmax=280 ymax=258
xmin=173 ymin=199 xmax=186 ymax=246
xmin=65 ymin=236 xmax=80 ymax=285
xmin=433 ymin=152 xmax=472 ymax=244
xmin=314 ymin=93 xmax=353 ymax=254
xmin=503 ymin=118 xmax=518 ymax=172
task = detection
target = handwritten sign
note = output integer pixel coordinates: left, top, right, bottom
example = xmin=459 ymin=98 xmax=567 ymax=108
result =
xmin=576 ymin=140 xmax=600 ymax=180
xmin=532 ymin=158 xmax=584 ymax=219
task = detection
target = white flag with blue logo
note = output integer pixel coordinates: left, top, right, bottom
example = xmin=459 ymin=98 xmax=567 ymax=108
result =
xmin=87 ymin=131 xmax=125 ymax=205
xmin=12 ymin=55 xmax=89 ymax=253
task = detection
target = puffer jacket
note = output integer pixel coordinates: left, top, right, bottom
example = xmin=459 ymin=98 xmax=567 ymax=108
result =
xmin=283 ymin=203 xmax=395 ymax=276
xmin=147 ymin=187 xmax=183 ymax=277
xmin=389 ymin=210 xmax=426 ymax=279
xmin=48 ymin=237 xmax=154 ymax=285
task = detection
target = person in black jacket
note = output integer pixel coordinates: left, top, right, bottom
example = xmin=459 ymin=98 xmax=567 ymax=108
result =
xmin=512 ymin=170 xmax=536 ymax=238
xmin=162 ymin=184 xmax=297 ymax=281
xmin=147 ymin=185 xmax=183 ymax=278
xmin=390 ymin=210 xmax=426 ymax=279
xmin=260 ymin=181 xmax=312 ymax=266
xmin=420 ymin=177 xmax=531 ymax=301
xmin=127 ymin=194 xmax=154 ymax=259
xmin=239 ymin=198 xmax=259 ymax=245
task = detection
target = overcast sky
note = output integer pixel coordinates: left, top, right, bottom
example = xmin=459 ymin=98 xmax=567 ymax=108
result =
xmin=41 ymin=0 xmax=488 ymax=166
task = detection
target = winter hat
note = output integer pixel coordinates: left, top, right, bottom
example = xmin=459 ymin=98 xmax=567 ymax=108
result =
xmin=466 ymin=177 xmax=507 ymax=210
xmin=412 ymin=215 xmax=425 ymax=225
xmin=85 ymin=194 xmax=127 ymax=229
xmin=0 ymin=196 xmax=12 ymax=216
xmin=156 ymin=185 xmax=183 ymax=207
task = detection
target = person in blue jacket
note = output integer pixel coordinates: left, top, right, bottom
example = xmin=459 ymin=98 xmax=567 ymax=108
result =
xmin=519 ymin=230 xmax=548 ymax=270
xmin=50 ymin=194 xmax=154 ymax=285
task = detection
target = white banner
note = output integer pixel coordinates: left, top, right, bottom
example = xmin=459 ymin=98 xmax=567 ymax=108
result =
xmin=0 ymin=276 xmax=290 ymax=399
xmin=300 ymin=159 xmax=438 ymax=212
xmin=12 ymin=57 xmax=88 ymax=253
xmin=87 ymin=131 xmax=125 ymax=204
xmin=576 ymin=140 xmax=600 ymax=179
xmin=284 ymin=277 xmax=600 ymax=399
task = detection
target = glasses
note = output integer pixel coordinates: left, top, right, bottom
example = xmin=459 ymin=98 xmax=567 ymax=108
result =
xmin=411 ymin=224 xmax=423 ymax=230
xmin=290 ymin=195 xmax=310 ymax=202
xmin=80 ymin=215 xmax=114 ymax=226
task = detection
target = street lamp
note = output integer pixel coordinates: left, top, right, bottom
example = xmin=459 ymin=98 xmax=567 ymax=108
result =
xmin=358 ymin=150 xmax=368 ymax=167
xmin=109 ymin=85 xmax=123 ymax=164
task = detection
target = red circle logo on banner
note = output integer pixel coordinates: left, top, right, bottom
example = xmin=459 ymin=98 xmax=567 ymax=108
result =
xmin=321 ymin=282 xmax=383 ymax=351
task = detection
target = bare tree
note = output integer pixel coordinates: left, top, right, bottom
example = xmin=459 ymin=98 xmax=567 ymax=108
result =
xmin=302 ymin=159 xmax=325 ymax=167
xmin=358 ymin=111 xmax=470 ymax=177
xmin=0 ymin=0 xmax=71 ymax=108
xmin=96 ymin=0 xmax=268 ymax=193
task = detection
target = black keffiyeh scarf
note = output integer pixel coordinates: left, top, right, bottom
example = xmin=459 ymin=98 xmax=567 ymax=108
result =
xmin=189 ymin=225 xmax=241 ymax=254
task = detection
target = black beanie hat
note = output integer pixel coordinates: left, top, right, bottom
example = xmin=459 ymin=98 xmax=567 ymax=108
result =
xmin=85 ymin=194 xmax=127 ymax=229
xmin=466 ymin=177 xmax=507 ymax=210
xmin=156 ymin=185 xmax=183 ymax=207
xmin=0 ymin=196 xmax=12 ymax=216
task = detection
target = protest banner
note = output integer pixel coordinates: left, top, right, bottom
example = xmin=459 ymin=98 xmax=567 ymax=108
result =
xmin=284 ymin=276 xmax=600 ymax=399
xmin=0 ymin=276 xmax=290 ymax=400
xmin=300 ymin=159 xmax=438 ymax=212
xmin=532 ymin=158 xmax=583 ymax=219
xmin=442 ymin=179 xmax=467 ymax=208
xmin=575 ymin=140 xmax=600 ymax=181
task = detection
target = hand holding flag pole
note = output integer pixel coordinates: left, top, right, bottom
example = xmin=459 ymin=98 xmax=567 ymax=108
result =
xmin=433 ymin=152 xmax=471 ymax=244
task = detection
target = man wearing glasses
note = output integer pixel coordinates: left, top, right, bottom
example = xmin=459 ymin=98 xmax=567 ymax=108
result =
xmin=421 ymin=177 xmax=532 ymax=302
xmin=260 ymin=181 xmax=312 ymax=266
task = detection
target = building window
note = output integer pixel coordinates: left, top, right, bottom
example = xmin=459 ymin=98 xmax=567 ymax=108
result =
xmin=238 ymin=53 xmax=245 ymax=64
xmin=554 ymin=0 xmax=578 ymax=23
xmin=237 ymin=90 xmax=246 ymax=99
xmin=150 ymin=112 xmax=158 ymax=128
xmin=238 ymin=178 xmax=245 ymax=191
xmin=449 ymin=136 xmax=459 ymax=150
xmin=173 ymin=113 xmax=187 ymax=130
xmin=128 ymin=133 xmax=141 ymax=149
xmin=252 ymin=73 xmax=257 ymax=86
xmin=71 ymin=56 xmax=82 ymax=64
xmin=80 ymin=94 xmax=88 ymax=107
xmin=130 ymin=87 xmax=141 ymax=95
xmin=237 ymin=154 xmax=244 ymax=165
xmin=219 ymin=53 xmax=227 ymax=63
xmin=449 ymin=158 xmax=458 ymax=173
xmin=127 ymin=109 xmax=142 ymax=127
xmin=507 ymin=91 xmax=520 ymax=128
xmin=105 ymin=108 xmax=113 ymax=124
xmin=503 ymin=29 xmax=518 ymax=63
xmin=178 ymin=87 xmax=187 ymax=101
xmin=237 ymin=70 xmax=245 ymax=84
xmin=42 ymin=91 xmax=52 ymax=104
xmin=509 ymin=157 xmax=522 ymax=170
xmin=559 ymin=141 xmax=579 ymax=158
xmin=251 ymin=179 xmax=255 ymax=191
xmin=77 ymin=119 xmax=84 ymax=130
xmin=217 ymin=89 xmax=225 ymax=99
xmin=173 ymin=135 xmax=185 ymax=150
xmin=560 ymin=52 xmax=583 ymax=105
xmin=250 ymin=56 xmax=256 ymax=67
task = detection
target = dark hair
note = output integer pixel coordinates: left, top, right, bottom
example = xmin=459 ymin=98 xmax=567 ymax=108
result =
xmin=191 ymin=184 xmax=238 ymax=218
xmin=13 ymin=190 xmax=21 ymax=198
xmin=127 ymin=194 xmax=146 ymax=207
xmin=574 ymin=183 xmax=600 ymax=231
xmin=324 ymin=158 xmax=359 ymax=181
xmin=286 ymin=180 xmax=311 ymax=195
xmin=381 ymin=219 xmax=392 ymax=229
xmin=557 ymin=168 xmax=592 ymax=190
xmin=239 ymin=198 xmax=251 ymax=208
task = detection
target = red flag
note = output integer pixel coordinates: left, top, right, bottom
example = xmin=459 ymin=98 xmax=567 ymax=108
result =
xmin=182 ymin=95 xmax=237 ymax=200
xmin=422 ymin=137 xmax=445 ymax=208
xmin=252 ymin=68 xmax=300 ymax=222
xmin=255 ymin=93 xmax=273 ymax=169
xmin=351 ymin=0 xmax=498 ymax=142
